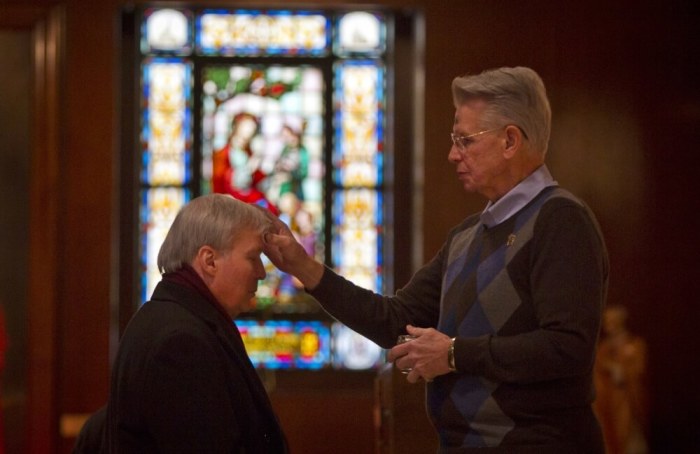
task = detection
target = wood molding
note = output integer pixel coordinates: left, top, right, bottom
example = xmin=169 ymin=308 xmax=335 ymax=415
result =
xmin=0 ymin=4 xmax=66 ymax=453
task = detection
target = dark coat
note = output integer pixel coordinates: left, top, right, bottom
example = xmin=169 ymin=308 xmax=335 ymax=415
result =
xmin=73 ymin=406 xmax=106 ymax=453
xmin=105 ymin=280 xmax=287 ymax=453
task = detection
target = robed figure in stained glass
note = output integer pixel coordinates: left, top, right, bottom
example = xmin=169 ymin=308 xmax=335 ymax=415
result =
xmin=212 ymin=112 xmax=279 ymax=215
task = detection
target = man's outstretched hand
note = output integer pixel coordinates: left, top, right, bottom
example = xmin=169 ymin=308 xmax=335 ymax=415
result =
xmin=260 ymin=209 xmax=324 ymax=289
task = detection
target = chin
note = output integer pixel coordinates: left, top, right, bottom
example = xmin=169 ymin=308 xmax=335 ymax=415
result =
xmin=241 ymin=297 xmax=256 ymax=313
xmin=462 ymin=183 xmax=477 ymax=193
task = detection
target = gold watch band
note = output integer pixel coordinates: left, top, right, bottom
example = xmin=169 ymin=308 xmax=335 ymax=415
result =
xmin=448 ymin=337 xmax=457 ymax=372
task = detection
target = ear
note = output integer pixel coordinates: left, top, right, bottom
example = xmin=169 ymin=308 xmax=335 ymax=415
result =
xmin=194 ymin=245 xmax=218 ymax=277
xmin=503 ymin=125 xmax=523 ymax=158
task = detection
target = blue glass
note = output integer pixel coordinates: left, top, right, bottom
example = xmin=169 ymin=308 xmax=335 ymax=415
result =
xmin=138 ymin=187 xmax=191 ymax=303
xmin=235 ymin=319 xmax=331 ymax=369
xmin=295 ymin=321 xmax=331 ymax=369
xmin=137 ymin=7 xmax=392 ymax=371
xmin=140 ymin=58 xmax=193 ymax=186
xmin=332 ymin=60 xmax=385 ymax=187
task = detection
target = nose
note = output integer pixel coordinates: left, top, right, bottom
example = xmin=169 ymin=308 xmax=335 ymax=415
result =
xmin=255 ymin=257 xmax=266 ymax=280
xmin=448 ymin=143 xmax=462 ymax=163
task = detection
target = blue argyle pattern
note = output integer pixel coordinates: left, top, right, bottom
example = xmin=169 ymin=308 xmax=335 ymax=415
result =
xmin=431 ymin=190 xmax=558 ymax=448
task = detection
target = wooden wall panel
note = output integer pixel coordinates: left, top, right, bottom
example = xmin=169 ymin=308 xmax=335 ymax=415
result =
xmin=0 ymin=4 xmax=65 ymax=453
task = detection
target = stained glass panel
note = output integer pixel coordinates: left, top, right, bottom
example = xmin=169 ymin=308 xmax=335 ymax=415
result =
xmin=140 ymin=187 xmax=190 ymax=302
xmin=332 ymin=189 xmax=382 ymax=291
xmin=331 ymin=323 xmax=384 ymax=369
xmin=236 ymin=319 xmax=331 ymax=369
xmin=135 ymin=7 xmax=391 ymax=370
xmin=235 ymin=320 xmax=384 ymax=370
xmin=142 ymin=8 xmax=193 ymax=55
xmin=333 ymin=61 xmax=384 ymax=187
xmin=198 ymin=10 xmax=329 ymax=56
xmin=201 ymin=64 xmax=325 ymax=312
xmin=141 ymin=59 xmax=192 ymax=186
xmin=335 ymin=12 xmax=385 ymax=57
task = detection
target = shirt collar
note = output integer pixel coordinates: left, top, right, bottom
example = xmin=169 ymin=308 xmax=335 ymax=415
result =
xmin=480 ymin=164 xmax=558 ymax=228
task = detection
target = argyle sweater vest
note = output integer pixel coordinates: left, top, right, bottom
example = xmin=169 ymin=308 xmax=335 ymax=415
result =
xmin=428 ymin=186 xmax=605 ymax=451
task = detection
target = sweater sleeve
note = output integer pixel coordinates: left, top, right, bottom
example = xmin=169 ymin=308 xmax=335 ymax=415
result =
xmin=308 ymin=249 xmax=445 ymax=349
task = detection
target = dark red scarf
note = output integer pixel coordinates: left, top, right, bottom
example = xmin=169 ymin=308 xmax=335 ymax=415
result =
xmin=162 ymin=264 xmax=233 ymax=325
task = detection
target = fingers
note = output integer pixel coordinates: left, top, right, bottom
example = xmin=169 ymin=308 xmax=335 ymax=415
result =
xmin=262 ymin=231 xmax=289 ymax=249
xmin=266 ymin=218 xmax=294 ymax=238
xmin=405 ymin=369 xmax=420 ymax=383
xmin=387 ymin=342 xmax=410 ymax=362
xmin=261 ymin=233 xmax=285 ymax=265
xmin=263 ymin=231 xmax=273 ymax=245
xmin=405 ymin=369 xmax=433 ymax=384
xmin=392 ymin=327 xmax=450 ymax=383
xmin=390 ymin=341 xmax=428 ymax=381
xmin=406 ymin=324 xmax=429 ymax=336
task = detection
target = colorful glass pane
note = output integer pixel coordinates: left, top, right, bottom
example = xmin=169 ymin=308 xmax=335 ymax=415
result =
xmin=198 ymin=10 xmax=329 ymax=56
xmin=332 ymin=189 xmax=382 ymax=291
xmin=333 ymin=61 xmax=384 ymax=187
xmin=331 ymin=323 xmax=384 ymax=369
xmin=236 ymin=319 xmax=331 ymax=369
xmin=141 ymin=59 xmax=192 ymax=186
xmin=142 ymin=8 xmax=193 ymax=55
xmin=140 ymin=187 xmax=190 ymax=302
xmin=335 ymin=12 xmax=385 ymax=57
xmin=136 ymin=7 xmax=391 ymax=370
xmin=200 ymin=64 xmax=325 ymax=312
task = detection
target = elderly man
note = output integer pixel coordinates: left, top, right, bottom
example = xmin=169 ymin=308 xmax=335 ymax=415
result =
xmin=263 ymin=66 xmax=608 ymax=452
xmin=105 ymin=194 xmax=287 ymax=453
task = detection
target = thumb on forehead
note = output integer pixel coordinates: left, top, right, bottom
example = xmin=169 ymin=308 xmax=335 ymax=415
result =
xmin=263 ymin=231 xmax=280 ymax=246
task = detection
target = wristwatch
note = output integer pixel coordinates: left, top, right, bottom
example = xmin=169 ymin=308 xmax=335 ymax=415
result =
xmin=448 ymin=337 xmax=457 ymax=372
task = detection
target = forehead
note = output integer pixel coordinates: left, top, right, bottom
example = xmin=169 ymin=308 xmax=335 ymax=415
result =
xmin=229 ymin=228 xmax=264 ymax=251
xmin=453 ymin=99 xmax=489 ymax=127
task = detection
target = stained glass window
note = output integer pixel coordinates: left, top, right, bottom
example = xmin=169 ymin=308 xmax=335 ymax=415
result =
xmin=134 ymin=7 xmax=391 ymax=370
xmin=198 ymin=10 xmax=329 ymax=56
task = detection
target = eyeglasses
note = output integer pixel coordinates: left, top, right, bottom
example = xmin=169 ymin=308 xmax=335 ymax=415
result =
xmin=450 ymin=127 xmax=502 ymax=152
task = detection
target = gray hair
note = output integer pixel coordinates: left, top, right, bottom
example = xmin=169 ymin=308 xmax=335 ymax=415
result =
xmin=452 ymin=66 xmax=551 ymax=154
xmin=157 ymin=194 xmax=271 ymax=273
